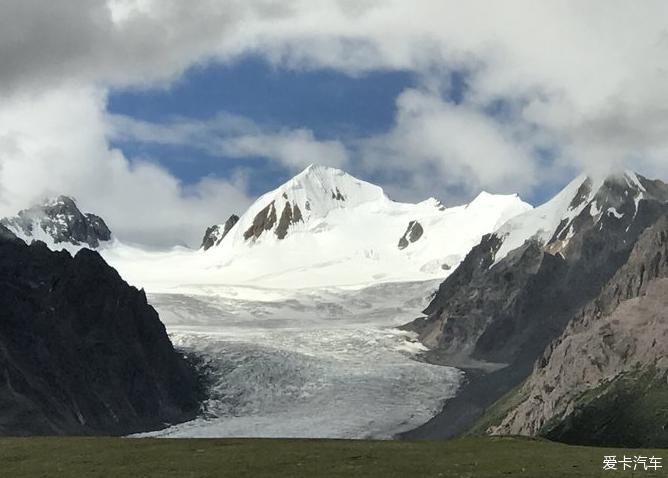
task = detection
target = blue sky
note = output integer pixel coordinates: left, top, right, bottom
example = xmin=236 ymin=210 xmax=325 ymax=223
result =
xmin=108 ymin=56 xmax=562 ymax=206
xmin=109 ymin=56 xmax=418 ymax=198
xmin=4 ymin=2 xmax=667 ymax=246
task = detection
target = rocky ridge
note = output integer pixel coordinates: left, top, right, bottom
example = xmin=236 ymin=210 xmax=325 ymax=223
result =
xmin=201 ymin=215 xmax=239 ymax=250
xmin=1 ymin=196 xmax=112 ymax=249
xmin=490 ymin=213 xmax=668 ymax=446
xmin=403 ymin=172 xmax=668 ymax=441
xmin=0 ymin=233 xmax=201 ymax=435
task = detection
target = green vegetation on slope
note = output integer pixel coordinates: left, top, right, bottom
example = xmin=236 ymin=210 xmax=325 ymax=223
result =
xmin=0 ymin=436 xmax=665 ymax=478
xmin=544 ymin=368 xmax=668 ymax=448
xmin=464 ymin=379 xmax=529 ymax=437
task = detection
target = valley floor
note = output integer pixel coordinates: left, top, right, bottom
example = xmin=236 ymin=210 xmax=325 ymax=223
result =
xmin=1 ymin=437 xmax=664 ymax=477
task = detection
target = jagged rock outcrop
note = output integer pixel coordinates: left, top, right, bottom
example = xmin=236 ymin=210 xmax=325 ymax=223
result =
xmin=398 ymin=221 xmax=424 ymax=250
xmin=243 ymin=201 xmax=277 ymax=241
xmin=275 ymin=202 xmax=304 ymax=240
xmin=201 ymin=226 xmax=222 ymax=251
xmin=201 ymin=214 xmax=239 ymax=250
xmin=403 ymin=172 xmax=668 ymax=440
xmin=331 ymin=188 xmax=345 ymax=201
xmin=0 ymin=235 xmax=201 ymax=436
xmin=413 ymin=176 xmax=668 ymax=365
xmin=1 ymin=196 xmax=111 ymax=248
xmin=491 ymin=213 xmax=668 ymax=447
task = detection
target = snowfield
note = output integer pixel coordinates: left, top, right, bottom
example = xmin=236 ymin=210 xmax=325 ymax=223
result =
xmin=101 ymin=166 xmax=532 ymax=292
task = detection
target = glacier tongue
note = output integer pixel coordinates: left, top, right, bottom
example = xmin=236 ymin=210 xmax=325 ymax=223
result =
xmin=134 ymin=280 xmax=462 ymax=439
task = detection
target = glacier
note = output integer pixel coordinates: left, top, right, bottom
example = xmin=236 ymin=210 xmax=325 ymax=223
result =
xmin=136 ymin=281 xmax=462 ymax=439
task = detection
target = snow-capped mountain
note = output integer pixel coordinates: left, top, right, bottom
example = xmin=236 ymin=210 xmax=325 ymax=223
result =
xmin=1 ymin=196 xmax=112 ymax=251
xmin=167 ymin=164 xmax=532 ymax=290
xmin=211 ymin=164 xmax=392 ymax=246
xmin=406 ymin=170 xmax=668 ymax=441
xmin=206 ymin=165 xmax=530 ymax=253
xmin=0 ymin=166 xmax=531 ymax=292
xmin=414 ymin=170 xmax=668 ymax=357
xmin=490 ymin=171 xmax=668 ymax=264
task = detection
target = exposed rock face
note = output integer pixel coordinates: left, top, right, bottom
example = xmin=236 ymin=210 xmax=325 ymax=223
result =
xmin=331 ymin=188 xmax=345 ymax=201
xmin=275 ymin=202 xmax=305 ymax=240
xmin=404 ymin=173 xmax=668 ymax=440
xmin=200 ymin=214 xmax=239 ymax=250
xmin=275 ymin=203 xmax=294 ymax=240
xmin=0 ymin=224 xmax=18 ymax=242
xmin=243 ymin=199 xmax=305 ymax=242
xmin=398 ymin=221 xmax=424 ymax=250
xmin=201 ymin=226 xmax=222 ymax=251
xmin=0 ymin=236 xmax=201 ymax=436
xmin=491 ymin=214 xmax=668 ymax=446
xmin=1 ymin=196 xmax=112 ymax=248
xmin=415 ymin=175 xmax=668 ymax=363
xmin=243 ymin=201 xmax=277 ymax=241
xmin=293 ymin=204 xmax=303 ymax=223
xmin=412 ymin=237 xmax=567 ymax=363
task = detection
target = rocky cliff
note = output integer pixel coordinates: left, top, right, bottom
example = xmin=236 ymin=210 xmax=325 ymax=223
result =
xmin=0 ymin=234 xmax=201 ymax=435
xmin=490 ymin=213 xmax=668 ymax=447
xmin=403 ymin=172 xmax=668 ymax=440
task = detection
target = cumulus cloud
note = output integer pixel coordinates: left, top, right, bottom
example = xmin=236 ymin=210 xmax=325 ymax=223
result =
xmin=356 ymin=89 xmax=540 ymax=202
xmin=0 ymin=87 xmax=253 ymax=247
xmin=0 ymin=0 xmax=295 ymax=95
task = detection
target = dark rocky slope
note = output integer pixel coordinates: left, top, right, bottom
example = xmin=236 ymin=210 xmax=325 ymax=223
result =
xmin=403 ymin=173 xmax=668 ymax=440
xmin=491 ymin=213 xmax=668 ymax=447
xmin=0 ymin=233 xmax=201 ymax=435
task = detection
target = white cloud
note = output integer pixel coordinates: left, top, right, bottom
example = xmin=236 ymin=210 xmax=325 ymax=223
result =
xmin=220 ymin=130 xmax=348 ymax=170
xmin=357 ymin=89 xmax=539 ymax=201
xmin=108 ymin=114 xmax=349 ymax=171
xmin=0 ymin=87 xmax=253 ymax=247
xmin=1 ymin=0 xmax=668 ymax=246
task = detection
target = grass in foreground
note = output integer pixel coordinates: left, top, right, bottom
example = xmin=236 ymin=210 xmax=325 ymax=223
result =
xmin=0 ymin=436 xmax=665 ymax=477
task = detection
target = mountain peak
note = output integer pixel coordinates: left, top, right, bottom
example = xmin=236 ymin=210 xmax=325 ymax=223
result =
xmin=46 ymin=195 xmax=79 ymax=208
xmin=208 ymin=166 xmax=389 ymax=246
xmin=296 ymin=163 xmax=330 ymax=176
xmin=492 ymin=171 xmax=668 ymax=263
xmin=283 ymin=164 xmax=383 ymax=200
xmin=468 ymin=190 xmax=521 ymax=208
xmin=0 ymin=196 xmax=112 ymax=249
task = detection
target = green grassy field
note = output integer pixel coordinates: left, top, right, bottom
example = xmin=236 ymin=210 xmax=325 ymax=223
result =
xmin=0 ymin=436 xmax=665 ymax=477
